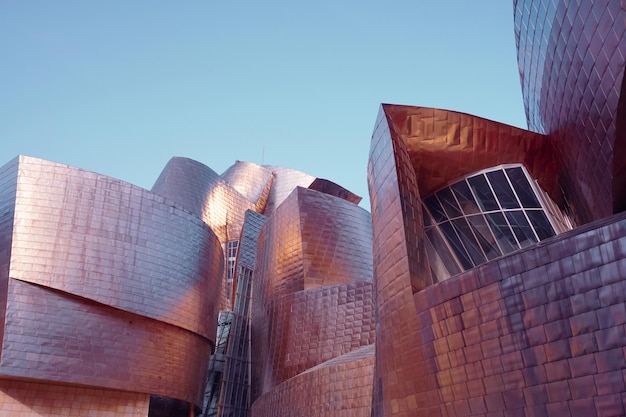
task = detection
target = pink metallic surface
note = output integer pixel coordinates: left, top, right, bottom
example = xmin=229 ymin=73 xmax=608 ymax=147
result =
xmin=515 ymin=0 xmax=626 ymax=223
xmin=1 ymin=156 xmax=223 ymax=409
xmin=254 ymin=187 xmax=372 ymax=304
xmin=152 ymin=157 xmax=256 ymax=244
xmin=251 ymin=345 xmax=374 ymax=417
xmin=259 ymin=165 xmax=316 ymax=215
xmin=409 ymin=211 xmax=626 ymax=416
xmin=220 ymin=161 xmax=274 ymax=213
xmin=381 ymin=104 xmax=559 ymax=205
xmin=251 ymin=187 xmax=374 ymax=413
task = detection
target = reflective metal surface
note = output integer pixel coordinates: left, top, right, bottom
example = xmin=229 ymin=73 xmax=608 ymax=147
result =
xmin=250 ymin=187 xmax=374 ymax=416
xmin=515 ymin=0 xmax=626 ymax=223
xmin=1 ymin=155 xmax=224 ymax=410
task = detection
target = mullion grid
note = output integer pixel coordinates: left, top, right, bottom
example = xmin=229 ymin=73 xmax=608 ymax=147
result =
xmin=423 ymin=164 xmax=557 ymax=278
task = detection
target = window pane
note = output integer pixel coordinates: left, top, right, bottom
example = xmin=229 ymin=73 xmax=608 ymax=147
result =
xmin=425 ymin=195 xmax=447 ymax=223
xmin=485 ymin=212 xmax=519 ymax=253
xmin=437 ymin=187 xmax=463 ymax=219
xmin=451 ymin=180 xmax=480 ymax=215
xmin=425 ymin=228 xmax=461 ymax=281
xmin=452 ymin=218 xmax=486 ymax=265
xmin=487 ymin=169 xmax=520 ymax=209
xmin=505 ymin=210 xmax=538 ymax=248
xmin=468 ymin=174 xmax=499 ymax=211
xmin=467 ymin=214 xmax=502 ymax=260
xmin=440 ymin=222 xmax=473 ymax=270
xmin=506 ymin=167 xmax=540 ymax=208
xmin=526 ymin=210 xmax=556 ymax=240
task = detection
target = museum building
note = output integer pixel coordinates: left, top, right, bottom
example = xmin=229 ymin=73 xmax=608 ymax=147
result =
xmin=0 ymin=1 xmax=625 ymax=416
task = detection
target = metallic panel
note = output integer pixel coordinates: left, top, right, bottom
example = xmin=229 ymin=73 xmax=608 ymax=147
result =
xmin=2 ymin=280 xmax=211 ymax=406
xmin=367 ymin=106 xmax=437 ymax=417
xmin=381 ymin=104 xmax=559 ymax=206
xmin=10 ymin=156 xmax=223 ymax=340
xmin=410 ymin=210 xmax=626 ymax=416
xmin=251 ymin=344 xmax=374 ymax=417
xmin=251 ymin=186 xmax=374 ymax=408
xmin=308 ymin=178 xmax=362 ymax=205
xmin=221 ymin=161 xmax=274 ymax=213
xmin=152 ymin=157 xmax=255 ymax=244
xmin=259 ymin=165 xmax=315 ymax=215
xmin=257 ymin=281 xmax=375 ymax=394
xmin=514 ymin=0 xmax=626 ymax=222
xmin=254 ymin=187 xmax=373 ymax=304
xmin=1 ymin=155 xmax=223 ymax=409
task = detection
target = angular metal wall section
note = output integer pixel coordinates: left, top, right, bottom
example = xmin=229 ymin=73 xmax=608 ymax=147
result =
xmin=152 ymin=157 xmax=256 ymax=244
xmin=2 ymin=155 xmax=223 ymax=409
xmin=381 ymin=104 xmax=558 ymax=206
xmin=367 ymin=106 xmax=438 ymax=417
xmin=251 ymin=345 xmax=375 ymax=417
xmin=251 ymin=186 xmax=374 ymax=411
xmin=514 ymin=0 xmax=626 ymax=223
xmin=259 ymin=165 xmax=315 ymax=215
xmin=151 ymin=156 xmax=256 ymax=310
xmin=411 ymin=211 xmax=626 ymax=416
xmin=0 ymin=157 xmax=19 ymax=359
xmin=220 ymin=161 xmax=274 ymax=213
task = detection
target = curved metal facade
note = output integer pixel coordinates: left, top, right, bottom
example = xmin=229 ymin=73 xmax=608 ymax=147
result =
xmin=250 ymin=187 xmax=374 ymax=415
xmin=0 ymin=155 xmax=224 ymax=410
xmin=514 ymin=0 xmax=626 ymax=223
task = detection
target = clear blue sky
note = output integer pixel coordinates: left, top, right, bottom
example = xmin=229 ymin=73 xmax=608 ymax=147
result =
xmin=0 ymin=1 xmax=527 ymax=209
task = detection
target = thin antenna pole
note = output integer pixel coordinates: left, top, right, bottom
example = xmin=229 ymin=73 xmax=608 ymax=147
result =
xmin=261 ymin=146 xmax=265 ymax=165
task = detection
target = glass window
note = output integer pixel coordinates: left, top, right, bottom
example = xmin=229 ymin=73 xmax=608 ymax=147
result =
xmin=506 ymin=167 xmax=541 ymax=208
xmin=487 ymin=169 xmax=520 ymax=209
xmin=467 ymin=214 xmax=502 ymax=260
xmin=436 ymin=187 xmax=463 ymax=219
xmin=526 ymin=210 xmax=556 ymax=240
xmin=440 ymin=222 xmax=473 ymax=270
xmin=452 ymin=218 xmax=486 ymax=265
xmin=425 ymin=228 xmax=462 ymax=281
xmin=451 ymin=180 xmax=480 ymax=215
xmin=485 ymin=212 xmax=519 ymax=253
xmin=505 ymin=210 xmax=538 ymax=248
xmin=468 ymin=174 xmax=499 ymax=211
xmin=425 ymin=195 xmax=447 ymax=222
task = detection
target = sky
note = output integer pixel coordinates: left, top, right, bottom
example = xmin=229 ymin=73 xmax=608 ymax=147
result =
xmin=0 ymin=1 xmax=527 ymax=210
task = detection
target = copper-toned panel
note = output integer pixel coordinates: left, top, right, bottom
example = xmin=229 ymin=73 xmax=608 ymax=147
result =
xmin=382 ymin=104 xmax=559 ymax=205
xmin=0 ymin=155 xmax=223 ymax=409
xmin=151 ymin=156 xmax=255 ymax=310
xmin=260 ymin=165 xmax=315 ymax=215
xmin=221 ymin=160 xmax=274 ymax=213
xmin=514 ymin=0 xmax=626 ymax=223
xmin=10 ymin=156 xmax=223 ymax=340
xmin=308 ymin=177 xmax=362 ymax=205
xmin=251 ymin=345 xmax=374 ymax=417
xmin=254 ymin=187 xmax=372 ymax=304
xmin=367 ymin=107 xmax=438 ymax=417
xmin=407 ymin=211 xmax=626 ymax=416
xmin=152 ymin=157 xmax=255 ymax=244
xmin=1 ymin=280 xmax=211 ymax=407
xmin=257 ymin=281 xmax=374 ymax=394
xmin=0 ymin=157 xmax=18 ymax=357
xmin=251 ymin=186 xmax=374 ymax=406
xmin=0 ymin=379 xmax=150 ymax=417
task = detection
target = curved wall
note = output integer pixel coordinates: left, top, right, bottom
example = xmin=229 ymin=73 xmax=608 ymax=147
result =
xmin=220 ymin=160 xmax=274 ymax=213
xmin=152 ymin=157 xmax=256 ymax=244
xmin=251 ymin=187 xmax=374 ymax=403
xmin=410 ymin=211 xmax=626 ymax=416
xmin=2 ymin=156 xmax=223 ymax=408
xmin=251 ymin=345 xmax=374 ymax=417
xmin=514 ymin=0 xmax=626 ymax=222
xmin=258 ymin=281 xmax=374 ymax=393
